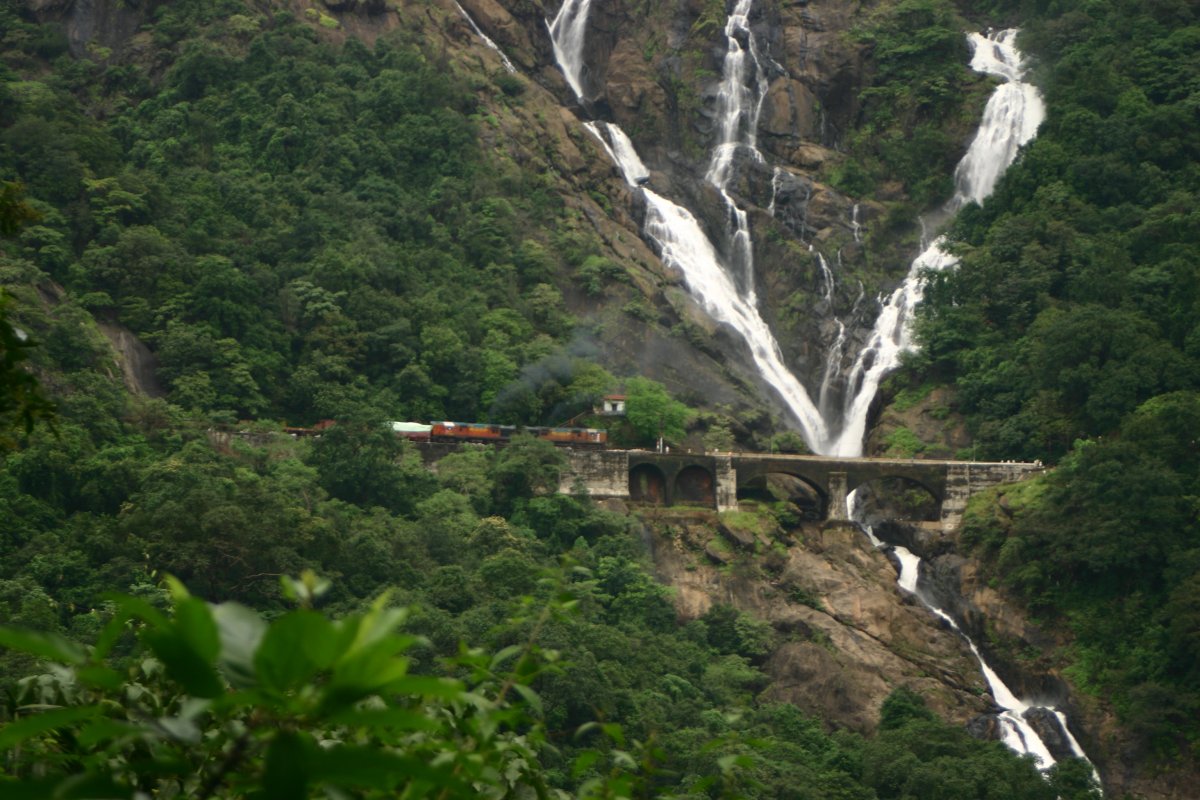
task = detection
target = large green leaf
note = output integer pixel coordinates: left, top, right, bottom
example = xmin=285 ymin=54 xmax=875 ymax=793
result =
xmin=212 ymin=602 xmax=267 ymax=689
xmin=75 ymin=665 xmax=124 ymax=691
xmin=172 ymin=595 xmax=220 ymax=662
xmin=326 ymin=707 xmax=441 ymax=733
xmin=0 ymin=626 xmax=88 ymax=665
xmin=136 ymin=589 xmax=224 ymax=698
xmin=0 ymin=706 xmax=102 ymax=749
xmin=262 ymin=731 xmax=309 ymax=800
xmin=254 ymin=610 xmax=337 ymax=695
xmin=0 ymin=774 xmax=131 ymax=799
xmin=143 ymin=626 xmax=223 ymax=699
xmin=311 ymin=745 xmax=469 ymax=794
xmin=141 ymin=599 xmax=224 ymax=700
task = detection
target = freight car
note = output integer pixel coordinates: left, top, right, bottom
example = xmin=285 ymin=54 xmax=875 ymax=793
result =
xmin=391 ymin=421 xmax=607 ymax=447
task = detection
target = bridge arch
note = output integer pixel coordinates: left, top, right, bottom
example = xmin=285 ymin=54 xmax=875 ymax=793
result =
xmin=737 ymin=470 xmax=827 ymax=519
xmin=848 ymin=475 xmax=942 ymax=521
xmin=674 ymin=464 xmax=716 ymax=506
xmin=629 ymin=463 xmax=667 ymax=505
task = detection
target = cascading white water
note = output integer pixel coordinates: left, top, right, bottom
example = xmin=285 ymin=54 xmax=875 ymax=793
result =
xmin=818 ymin=319 xmax=846 ymax=413
xmin=825 ymin=29 xmax=1045 ymax=457
xmin=552 ymin=8 xmax=1042 ymax=460
xmin=558 ymin=4 xmax=831 ymax=446
xmin=705 ymin=0 xmax=768 ymax=188
xmin=548 ymin=0 xmax=594 ymax=100
xmin=816 ymin=252 xmax=835 ymax=305
xmin=704 ymin=0 xmax=769 ymax=303
xmin=585 ymin=122 xmax=830 ymax=441
xmin=953 ymin=30 xmax=1046 ymax=210
xmin=853 ymin=495 xmax=1099 ymax=781
xmin=454 ymin=2 xmax=517 ymax=74
xmin=767 ymin=166 xmax=784 ymax=216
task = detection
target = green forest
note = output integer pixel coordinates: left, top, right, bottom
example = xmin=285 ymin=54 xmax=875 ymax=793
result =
xmin=909 ymin=0 xmax=1200 ymax=760
xmin=0 ymin=0 xmax=1197 ymax=796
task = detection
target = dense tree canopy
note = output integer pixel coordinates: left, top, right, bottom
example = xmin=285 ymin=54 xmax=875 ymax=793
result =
xmin=913 ymin=0 xmax=1200 ymax=759
xmin=0 ymin=0 xmax=603 ymax=427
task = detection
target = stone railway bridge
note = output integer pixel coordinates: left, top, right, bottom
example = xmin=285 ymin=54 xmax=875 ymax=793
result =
xmin=416 ymin=444 xmax=1043 ymax=532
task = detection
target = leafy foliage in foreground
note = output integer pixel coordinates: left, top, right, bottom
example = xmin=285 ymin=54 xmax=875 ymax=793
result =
xmin=0 ymin=576 xmax=585 ymax=799
xmin=0 ymin=574 xmax=1098 ymax=799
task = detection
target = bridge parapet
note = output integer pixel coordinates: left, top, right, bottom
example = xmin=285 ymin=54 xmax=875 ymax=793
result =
xmin=939 ymin=461 xmax=1042 ymax=531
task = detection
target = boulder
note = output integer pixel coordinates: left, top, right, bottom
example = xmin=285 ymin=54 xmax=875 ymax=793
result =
xmin=718 ymin=520 xmax=758 ymax=550
xmin=705 ymin=540 xmax=734 ymax=564
xmin=1025 ymin=707 xmax=1077 ymax=763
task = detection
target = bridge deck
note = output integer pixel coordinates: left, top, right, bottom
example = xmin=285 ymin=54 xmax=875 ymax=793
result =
xmin=723 ymin=453 xmax=1039 ymax=469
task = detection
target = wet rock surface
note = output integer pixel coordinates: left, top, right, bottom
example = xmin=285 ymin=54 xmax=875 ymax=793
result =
xmin=1024 ymin=707 xmax=1077 ymax=764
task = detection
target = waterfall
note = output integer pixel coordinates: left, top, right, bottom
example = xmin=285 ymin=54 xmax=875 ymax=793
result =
xmin=818 ymin=319 xmax=846 ymax=413
xmin=953 ymin=30 xmax=1046 ymax=209
xmin=585 ymin=122 xmax=829 ymax=442
xmin=705 ymin=0 xmax=768 ymax=188
xmin=550 ymin=10 xmax=1043 ymax=462
xmin=816 ymin=253 xmax=835 ymax=305
xmin=767 ymin=166 xmax=784 ymax=217
xmin=704 ymin=0 xmax=769 ymax=305
xmin=557 ymin=6 xmax=830 ymax=446
xmin=825 ymin=29 xmax=1045 ymax=457
xmin=557 ymin=4 xmax=1092 ymax=780
xmin=454 ymin=2 xmax=518 ymax=74
xmin=853 ymin=496 xmax=1101 ymax=784
xmin=548 ymin=0 xmax=594 ymax=100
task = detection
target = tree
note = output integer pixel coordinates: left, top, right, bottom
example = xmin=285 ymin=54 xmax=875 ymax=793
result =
xmin=491 ymin=433 xmax=564 ymax=513
xmin=623 ymin=377 xmax=692 ymax=447
xmin=0 ymin=293 xmax=54 ymax=445
xmin=0 ymin=181 xmax=39 ymax=237
xmin=0 ymin=182 xmax=53 ymax=443
xmin=308 ymin=418 xmax=435 ymax=515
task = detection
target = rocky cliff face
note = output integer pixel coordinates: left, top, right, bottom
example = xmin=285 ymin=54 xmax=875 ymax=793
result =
xmin=463 ymin=0 xmax=902 ymax=403
xmin=632 ymin=506 xmax=993 ymax=734
xmin=643 ymin=498 xmax=1190 ymax=797
xmin=20 ymin=0 xmax=153 ymax=59
xmin=13 ymin=0 xmax=936 ymax=438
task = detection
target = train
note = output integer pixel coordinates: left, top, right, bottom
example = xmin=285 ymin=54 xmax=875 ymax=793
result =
xmin=280 ymin=420 xmax=608 ymax=448
xmin=393 ymin=420 xmax=607 ymax=447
